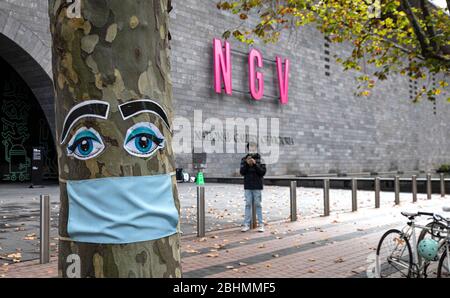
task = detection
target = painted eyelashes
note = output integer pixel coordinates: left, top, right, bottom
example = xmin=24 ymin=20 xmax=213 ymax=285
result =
xmin=62 ymin=99 xmax=169 ymax=160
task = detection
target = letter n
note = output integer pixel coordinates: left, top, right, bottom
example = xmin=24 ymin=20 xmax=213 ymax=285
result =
xmin=213 ymin=38 xmax=232 ymax=95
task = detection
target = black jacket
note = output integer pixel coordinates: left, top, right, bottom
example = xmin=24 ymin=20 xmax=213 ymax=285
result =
xmin=240 ymin=154 xmax=266 ymax=190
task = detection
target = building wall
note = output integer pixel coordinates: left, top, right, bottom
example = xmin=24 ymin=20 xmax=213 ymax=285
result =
xmin=1 ymin=0 xmax=449 ymax=177
xmin=169 ymin=1 xmax=450 ymax=176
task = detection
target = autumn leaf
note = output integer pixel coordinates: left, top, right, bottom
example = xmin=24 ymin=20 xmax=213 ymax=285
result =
xmin=334 ymin=257 xmax=345 ymax=263
xmin=186 ymin=249 xmax=199 ymax=254
xmin=23 ymin=233 xmax=37 ymax=241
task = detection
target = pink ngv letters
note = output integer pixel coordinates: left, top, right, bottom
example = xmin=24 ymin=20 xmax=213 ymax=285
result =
xmin=213 ymin=38 xmax=290 ymax=104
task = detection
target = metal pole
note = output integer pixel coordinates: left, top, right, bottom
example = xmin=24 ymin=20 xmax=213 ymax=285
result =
xmin=440 ymin=173 xmax=445 ymax=198
xmin=290 ymin=181 xmax=298 ymax=222
xmin=197 ymin=186 xmax=205 ymax=237
xmin=412 ymin=175 xmax=417 ymax=203
xmin=324 ymin=179 xmax=330 ymax=216
xmin=352 ymin=178 xmax=357 ymax=212
xmin=40 ymin=195 xmax=50 ymax=264
xmin=375 ymin=177 xmax=380 ymax=209
xmin=395 ymin=176 xmax=400 ymax=205
xmin=427 ymin=173 xmax=432 ymax=200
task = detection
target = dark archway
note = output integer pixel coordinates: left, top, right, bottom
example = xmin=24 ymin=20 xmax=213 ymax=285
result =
xmin=0 ymin=34 xmax=57 ymax=182
xmin=0 ymin=34 xmax=55 ymax=138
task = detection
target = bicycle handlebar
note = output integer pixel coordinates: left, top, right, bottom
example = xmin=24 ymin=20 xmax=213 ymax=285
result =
xmin=433 ymin=213 xmax=450 ymax=224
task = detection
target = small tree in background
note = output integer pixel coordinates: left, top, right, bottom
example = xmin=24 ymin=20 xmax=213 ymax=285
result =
xmin=217 ymin=0 xmax=450 ymax=101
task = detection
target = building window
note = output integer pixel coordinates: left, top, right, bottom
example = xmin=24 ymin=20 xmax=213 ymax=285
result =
xmin=324 ymin=37 xmax=331 ymax=77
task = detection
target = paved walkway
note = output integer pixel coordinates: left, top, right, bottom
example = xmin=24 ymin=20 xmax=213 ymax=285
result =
xmin=1 ymin=182 xmax=434 ymax=265
xmin=1 ymin=194 xmax=448 ymax=278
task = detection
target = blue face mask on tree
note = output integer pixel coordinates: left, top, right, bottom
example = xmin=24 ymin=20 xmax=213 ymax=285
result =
xmin=66 ymin=173 xmax=179 ymax=244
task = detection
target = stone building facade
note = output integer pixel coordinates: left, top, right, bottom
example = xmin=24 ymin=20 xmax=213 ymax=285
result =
xmin=0 ymin=0 xmax=449 ymax=178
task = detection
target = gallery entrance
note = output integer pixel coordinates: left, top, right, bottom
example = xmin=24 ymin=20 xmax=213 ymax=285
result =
xmin=0 ymin=57 xmax=57 ymax=182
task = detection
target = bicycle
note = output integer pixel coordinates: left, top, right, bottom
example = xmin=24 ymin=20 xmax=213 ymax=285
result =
xmin=436 ymin=207 xmax=450 ymax=278
xmin=375 ymin=207 xmax=450 ymax=278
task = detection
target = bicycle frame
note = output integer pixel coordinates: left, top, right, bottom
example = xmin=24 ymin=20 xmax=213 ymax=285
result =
xmin=442 ymin=227 xmax=450 ymax=277
xmin=402 ymin=217 xmax=450 ymax=278
xmin=389 ymin=219 xmax=439 ymax=277
xmin=377 ymin=212 xmax=450 ymax=278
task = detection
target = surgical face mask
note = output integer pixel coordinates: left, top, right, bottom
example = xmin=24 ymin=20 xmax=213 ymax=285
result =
xmin=66 ymin=173 xmax=179 ymax=244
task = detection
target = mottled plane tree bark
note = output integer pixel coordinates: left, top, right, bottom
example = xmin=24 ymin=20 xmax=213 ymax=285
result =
xmin=48 ymin=0 xmax=182 ymax=278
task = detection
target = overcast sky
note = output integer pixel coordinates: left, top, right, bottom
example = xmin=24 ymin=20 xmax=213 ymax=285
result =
xmin=430 ymin=0 xmax=448 ymax=9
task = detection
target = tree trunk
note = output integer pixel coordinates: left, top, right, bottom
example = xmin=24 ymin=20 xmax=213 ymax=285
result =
xmin=48 ymin=0 xmax=182 ymax=278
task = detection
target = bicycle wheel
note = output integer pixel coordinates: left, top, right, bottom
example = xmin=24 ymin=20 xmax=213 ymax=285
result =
xmin=437 ymin=250 xmax=449 ymax=278
xmin=376 ymin=229 xmax=413 ymax=278
xmin=417 ymin=222 xmax=447 ymax=277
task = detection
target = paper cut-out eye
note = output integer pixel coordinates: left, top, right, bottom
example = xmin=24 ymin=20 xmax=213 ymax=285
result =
xmin=67 ymin=127 xmax=105 ymax=160
xmin=124 ymin=122 xmax=165 ymax=158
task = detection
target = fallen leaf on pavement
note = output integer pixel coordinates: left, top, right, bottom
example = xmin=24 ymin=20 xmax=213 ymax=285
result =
xmin=186 ymin=249 xmax=199 ymax=254
xmin=213 ymin=244 xmax=226 ymax=250
xmin=24 ymin=233 xmax=37 ymax=241
xmin=7 ymin=253 xmax=21 ymax=259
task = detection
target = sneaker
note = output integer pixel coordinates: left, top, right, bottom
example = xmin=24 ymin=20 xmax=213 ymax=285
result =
xmin=258 ymin=225 xmax=265 ymax=232
xmin=241 ymin=225 xmax=250 ymax=232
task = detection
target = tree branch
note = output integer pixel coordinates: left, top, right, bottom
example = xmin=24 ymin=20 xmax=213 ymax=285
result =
xmin=420 ymin=0 xmax=439 ymax=52
xmin=401 ymin=0 xmax=432 ymax=57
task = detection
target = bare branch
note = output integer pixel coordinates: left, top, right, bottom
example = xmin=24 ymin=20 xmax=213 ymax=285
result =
xmin=419 ymin=0 xmax=439 ymax=52
xmin=401 ymin=0 xmax=432 ymax=57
